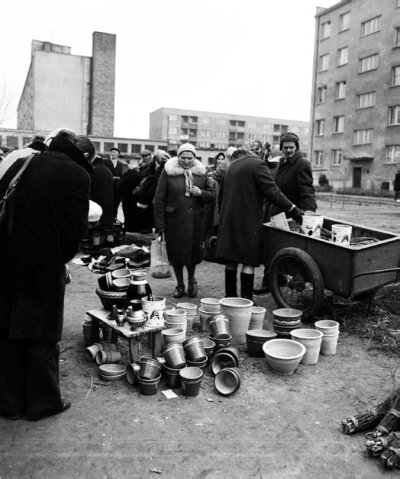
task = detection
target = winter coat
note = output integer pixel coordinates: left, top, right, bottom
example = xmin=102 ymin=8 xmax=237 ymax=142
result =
xmin=153 ymin=157 xmax=215 ymax=265
xmin=265 ymin=151 xmax=317 ymax=220
xmin=90 ymin=156 xmax=114 ymax=231
xmin=103 ymin=158 xmax=128 ymax=179
xmin=0 ymin=137 xmax=91 ymax=342
xmin=116 ymin=169 xmax=143 ymax=232
xmin=216 ymin=153 xmax=293 ymax=266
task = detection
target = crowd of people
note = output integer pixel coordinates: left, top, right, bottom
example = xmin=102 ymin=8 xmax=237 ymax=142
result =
xmin=0 ymin=128 xmax=316 ymax=421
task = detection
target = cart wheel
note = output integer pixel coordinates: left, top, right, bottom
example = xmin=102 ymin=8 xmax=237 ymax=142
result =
xmin=268 ymin=247 xmax=325 ymax=320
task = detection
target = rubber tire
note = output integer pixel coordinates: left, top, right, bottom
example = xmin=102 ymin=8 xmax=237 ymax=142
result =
xmin=268 ymin=247 xmax=325 ymax=320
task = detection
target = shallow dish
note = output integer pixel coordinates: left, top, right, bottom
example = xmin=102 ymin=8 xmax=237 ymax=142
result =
xmin=99 ymin=364 xmax=125 ymax=376
xmin=112 ymin=277 xmax=130 ymax=291
xmin=99 ymin=371 xmax=126 ymax=381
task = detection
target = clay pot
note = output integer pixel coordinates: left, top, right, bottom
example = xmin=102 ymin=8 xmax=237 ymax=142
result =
xmin=290 ymin=329 xmax=323 ymax=365
xmin=209 ymin=334 xmax=232 ymax=347
xmin=139 ymin=358 xmax=162 ymax=379
xmin=163 ymin=364 xmax=184 ymax=389
xmin=200 ymin=298 xmax=221 ymax=313
xmin=211 ymin=350 xmax=239 ymax=375
xmin=314 ymin=320 xmax=339 ymax=336
xmin=84 ymin=342 xmax=104 ymax=361
xmin=163 ymin=343 xmax=186 ymax=369
xmin=96 ymin=349 xmax=121 ymax=365
xmin=179 ymin=367 xmax=204 ymax=397
xmin=215 ymin=367 xmax=241 ymax=396
xmin=186 ymin=357 xmax=208 ymax=370
xmin=138 ymin=374 xmax=161 ymax=395
xmin=262 ymin=339 xmax=306 ymax=375
xmin=126 ymin=362 xmax=140 ymax=385
xmin=249 ymin=306 xmax=266 ymax=330
xmin=219 ymin=297 xmax=253 ymax=344
xmin=161 ymin=328 xmax=185 ymax=345
xmin=183 ymin=336 xmax=206 ymax=362
xmin=246 ymin=330 xmax=277 ymax=357
xmin=82 ymin=320 xmax=100 ymax=347
xmin=199 ymin=308 xmax=213 ymax=332
xmin=208 ymin=315 xmax=230 ymax=338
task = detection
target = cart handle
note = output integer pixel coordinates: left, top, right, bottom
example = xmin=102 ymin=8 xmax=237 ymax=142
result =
xmin=353 ymin=267 xmax=400 ymax=279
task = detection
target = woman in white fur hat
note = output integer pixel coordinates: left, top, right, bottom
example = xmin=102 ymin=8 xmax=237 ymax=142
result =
xmin=154 ymin=143 xmax=216 ymax=298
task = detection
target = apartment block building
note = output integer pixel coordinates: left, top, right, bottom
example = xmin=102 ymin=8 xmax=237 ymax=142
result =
xmin=17 ymin=32 xmax=116 ymax=137
xmin=150 ymin=107 xmax=309 ymax=166
xmin=310 ymin=0 xmax=400 ymax=190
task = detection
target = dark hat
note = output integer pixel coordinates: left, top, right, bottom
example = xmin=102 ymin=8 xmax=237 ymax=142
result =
xmin=77 ymin=136 xmax=95 ymax=161
xmin=110 ymin=147 xmax=120 ymax=153
xmin=279 ymin=132 xmax=299 ymax=151
xmin=140 ymin=149 xmax=152 ymax=157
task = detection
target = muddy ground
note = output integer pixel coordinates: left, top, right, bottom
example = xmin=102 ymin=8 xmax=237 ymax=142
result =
xmin=0 ymin=198 xmax=400 ymax=478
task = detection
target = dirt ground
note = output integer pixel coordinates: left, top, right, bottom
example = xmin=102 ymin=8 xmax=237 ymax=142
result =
xmin=1 ymin=198 xmax=400 ymax=479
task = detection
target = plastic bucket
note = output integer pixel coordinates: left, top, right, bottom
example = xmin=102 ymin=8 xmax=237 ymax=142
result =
xmin=331 ymin=224 xmax=352 ymax=246
xmin=300 ymin=215 xmax=324 ymax=238
xmin=290 ymin=329 xmax=323 ymax=365
xmin=219 ymin=297 xmax=253 ymax=344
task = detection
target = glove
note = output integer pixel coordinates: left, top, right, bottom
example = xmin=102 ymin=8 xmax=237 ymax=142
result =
xmin=288 ymin=206 xmax=303 ymax=225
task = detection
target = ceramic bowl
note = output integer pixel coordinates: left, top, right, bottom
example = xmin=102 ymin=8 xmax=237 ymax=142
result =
xmin=262 ymin=339 xmax=306 ymax=375
xmin=112 ymin=268 xmax=131 ymax=279
xmin=99 ymin=364 xmax=125 ymax=376
xmin=112 ymin=277 xmax=130 ymax=291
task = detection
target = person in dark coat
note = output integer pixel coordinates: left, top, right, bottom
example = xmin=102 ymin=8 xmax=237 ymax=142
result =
xmin=394 ymin=170 xmax=400 ymax=202
xmin=0 ymin=129 xmax=91 ymax=421
xmin=216 ymin=142 xmax=303 ymax=299
xmin=104 ymin=147 xmax=129 ymax=218
xmin=254 ymin=132 xmax=317 ymax=294
xmin=154 ymin=143 xmax=216 ymax=298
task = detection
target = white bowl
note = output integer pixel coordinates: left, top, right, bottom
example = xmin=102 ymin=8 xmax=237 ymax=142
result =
xmin=262 ymin=339 xmax=306 ymax=375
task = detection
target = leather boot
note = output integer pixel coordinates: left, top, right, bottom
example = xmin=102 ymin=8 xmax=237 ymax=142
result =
xmin=240 ymin=272 xmax=254 ymax=300
xmin=225 ymin=269 xmax=237 ymax=297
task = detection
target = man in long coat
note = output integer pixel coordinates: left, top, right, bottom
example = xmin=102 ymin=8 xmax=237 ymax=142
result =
xmin=216 ymin=143 xmax=303 ymax=299
xmin=0 ymin=129 xmax=91 ymax=421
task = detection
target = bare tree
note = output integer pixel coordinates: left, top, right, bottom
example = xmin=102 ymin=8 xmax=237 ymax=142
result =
xmin=0 ymin=85 xmax=14 ymax=126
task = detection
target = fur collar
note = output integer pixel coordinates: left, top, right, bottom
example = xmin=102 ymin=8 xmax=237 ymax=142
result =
xmin=164 ymin=157 xmax=206 ymax=176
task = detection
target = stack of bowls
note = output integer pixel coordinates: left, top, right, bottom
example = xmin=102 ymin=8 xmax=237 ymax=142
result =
xmin=137 ymin=357 xmax=162 ymax=395
xmin=199 ymin=298 xmax=220 ymax=332
xmin=315 ymin=320 xmax=340 ymax=355
xmin=165 ymin=308 xmax=187 ymax=337
xmin=272 ymin=308 xmax=302 ymax=337
xmin=246 ymin=330 xmax=277 ymax=357
xmin=99 ymin=364 xmax=126 ymax=381
xmin=177 ymin=302 xmax=198 ymax=332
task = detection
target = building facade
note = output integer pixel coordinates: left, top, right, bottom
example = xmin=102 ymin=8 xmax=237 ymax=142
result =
xmin=150 ymin=107 xmax=309 ymax=166
xmin=17 ymin=32 xmax=116 ymax=137
xmin=310 ymin=0 xmax=400 ymax=191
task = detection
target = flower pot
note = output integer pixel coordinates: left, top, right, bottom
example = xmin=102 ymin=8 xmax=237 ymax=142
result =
xmin=215 ymin=367 xmax=241 ymax=396
xmin=139 ymin=358 xmax=162 ymax=379
xmin=249 ymin=306 xmax=266 ymax=330
xmin=186 ymin=357 xmax=208 ymax=370
xmin=179 ymin=367 xmax=204 ymax=397
xmin=199 ymin=308 xmax=213 ymax=332
xmin=161 ymin=328 xmax=185 ymax=345
xmin=315 ymin=320 xmax=339 ymax=336
xmin=126 ymin=362 xmax=140 ymax=385
xmin=82 ymin=319 xmax=100 ymax=347
xmin=96 ymin=349 xmax=121 ymax=365
xmin=138 ymin=374 xmax=161 ymax=395
xmin=262 ymin=339 xmax=306 ymax=375
xmin=320 ymin=332 xmax=339 ymax=355
xmin=208 ymin=315 xmax=230 ymax=338
xmin=211 ymin=350 xmax=238 ymax=375
xmin=163 ymin=343 xmax=186 ymax=369
xmin=200 ymin=298 xmax=220 ymax=313
xmin=163 ymin=364 xmax=184 ymax=389
xmin=183 ymin=336 xmax=206 ymax=362
xmin=219 ymin=297 xmax=253 ymax=344
xmin=290 ymin=329 xmax=323 ymax=365
xmin=246 ymin=330 xmax=277 ymax=357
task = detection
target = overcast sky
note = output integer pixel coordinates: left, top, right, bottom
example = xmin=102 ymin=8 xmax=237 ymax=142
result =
xmin=1 ymin=0 xmax=337 ymax=138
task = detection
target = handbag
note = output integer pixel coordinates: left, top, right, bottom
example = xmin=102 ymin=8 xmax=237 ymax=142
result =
xmin=0 ymin=153 xmax=35 ymax=234
xmin=150 ymin=233 xmax=171 ymax=278
xmin=203 ymin=235 xmax=223 ymax=264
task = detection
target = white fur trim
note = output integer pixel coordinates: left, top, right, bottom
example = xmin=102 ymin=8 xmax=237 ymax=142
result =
xmin=164 ymin=157 xmax=206 ymax=176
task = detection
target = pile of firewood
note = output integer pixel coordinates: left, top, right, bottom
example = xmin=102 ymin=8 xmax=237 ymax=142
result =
xmin=342 ymin=389 xmax=400 ymax=469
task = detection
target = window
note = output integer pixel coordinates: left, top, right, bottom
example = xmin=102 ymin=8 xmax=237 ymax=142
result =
xmin=321 ymin=21 xmax=331 ymax=39
xmin=198 ymin=142 xmax=210 ymax=148
xmin=319 ymin=53 xmax=329 ymax=71
xmin=200 ymin=117 xmax=210 ymax=124
xmin=316 ymin=119 xmax=325 ymax=136
xmin=392 ymin=66 xmax=400 ymax=86
xmin=131 ymin=144 xmax=141 ymax=153
xmin=104 ymin=142 xmax=114 ymax=152
xmin=353 ymin=129 xmax=372 ymax=144
xmin=337 ymin=47 xmax=349 ymax=66
xmin=395 ymin=27 xmax=400 ymax=47
xmin=117 ymin=143 xmax=128 ymax=153
xmin=359 ymin=54 xmax=378 ymax=73
xmin=144 ymin=145 xmax=155 ymax=152
xmin=314 ymin=151 xmax=324 ymax=167
xmin=169 ymin=114 xmax=177 ymax=121
xmin=361 ymin=16 xmax=380 ymax=37
xmin=248 ymin=133 xmax=255 ymax=140
xmin=92 ymin=141 xmax=100 ymax=152
xmin=247 ymin=121 xmax=257 ymax=129
xmin=388 ymin=106 xmax=400 ymax=125
xmin=216 ymin=118 xmax=226 ymax=125
xmin=356 ymin=91 xmax=376 ymax=108
xmin=332 ymin=149 xmax=342 ymax=166
xmin=200 ymin=130 xmax=210 ymax=137
xmin=339 ymin=12 xmax=350 ymax=32
xmin=336 ymin=81 xmax=346 ymax=99
xmin=317 ymin=85 xmax=327 ymax=103
xmin=189 ymin=116 xmax=198 ymax=123
xmin=333 ymin=115 xmax=345 ymax=133
xmin=215 ymin=131 xmax=226 ymax=138
xmin=238 ymin=121 xmax=245 ymax=128
xmin=385 ymin=145 xmax=400 ymax=163
xmin=168 ymin=127 xmax=177 ymax=134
